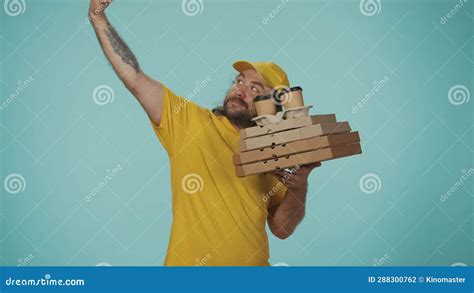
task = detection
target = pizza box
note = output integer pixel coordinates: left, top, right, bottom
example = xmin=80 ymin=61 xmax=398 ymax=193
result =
xmin=233 ymin=131 xmax=360 ymax=165
xmin=235 ymin=143 xmax=362 ymax=177
xmin=239 ymin=122 xmax=351 ymax=152
xmin=240 ymin=114 xmax=337 ymax=139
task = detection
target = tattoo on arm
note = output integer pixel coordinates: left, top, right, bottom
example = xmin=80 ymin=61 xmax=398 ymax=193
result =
xmin=104 ymin=22 xmax=141 ymax=73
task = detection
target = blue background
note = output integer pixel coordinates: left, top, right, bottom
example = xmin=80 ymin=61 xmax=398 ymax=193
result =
xmin=1 ymin=0 xmax=473 ymax=266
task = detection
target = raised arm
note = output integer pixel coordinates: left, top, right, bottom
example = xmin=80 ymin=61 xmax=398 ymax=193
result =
xmin=88 ymin=0 xmax=164 ymax=125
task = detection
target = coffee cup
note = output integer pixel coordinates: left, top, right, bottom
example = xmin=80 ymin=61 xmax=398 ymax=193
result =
xmin=253 ymin=95 xmax=277 ymax=116
xmin=279 ymin=86 xmax=304 ymax=109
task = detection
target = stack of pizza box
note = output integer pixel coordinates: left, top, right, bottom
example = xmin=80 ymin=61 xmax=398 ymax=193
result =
xmin=233 ymin=113 xmax=362 ymax=177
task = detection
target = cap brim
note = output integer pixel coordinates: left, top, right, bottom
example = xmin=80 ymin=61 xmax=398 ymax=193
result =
xmin=232 ymin=61 xmax=256 ymax=73
xmin=232 ymin=61 xmax=269 ymax=88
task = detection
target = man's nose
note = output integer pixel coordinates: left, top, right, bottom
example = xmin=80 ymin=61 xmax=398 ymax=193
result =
xmin=235 ymin=89 xmax=246 ymax=100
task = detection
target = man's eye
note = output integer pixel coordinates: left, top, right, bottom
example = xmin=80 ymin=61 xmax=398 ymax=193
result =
xmin=251 ymin=86 xmax=258 ymax=92
xmin=237 ymin=79 xmax=244 ymax=84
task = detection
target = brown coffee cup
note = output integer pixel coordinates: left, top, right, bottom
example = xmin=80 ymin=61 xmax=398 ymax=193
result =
xmin=280 ymin=86 xmax=304 ymax=109
xmin=253 ymin=95 xmax=277 ymax=116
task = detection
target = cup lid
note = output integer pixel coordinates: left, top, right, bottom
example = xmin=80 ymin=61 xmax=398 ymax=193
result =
xmin=253 ymin=95 xmax=272 ymax=102
xmin=276 ymin=86 xmax=303 ymax=98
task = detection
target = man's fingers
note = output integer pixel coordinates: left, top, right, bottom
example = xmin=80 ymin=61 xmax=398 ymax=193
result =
xmin=275 ymin=170 xmax=294 ymax=178
xmin=274 ymin=170 xmax=285 ymax=176
xmin=310 ymin=162 xmax=322 ymax=168
xmin=271 ymin=172 xmax=285 ymax=182
xmin=90 ymin=0 xmax=112 ymax=17
xmin=94 ymin=0 xmax=112 ymax=8
xmin=271 ymin=171 xmax=290 ymax=183
xmin=101 ymin=0 xmax=112 ymax=7
xmin=272 ymin=163 xmax=321 ymax=181
xmin=300 ymin=162 xmax=322 ymax=170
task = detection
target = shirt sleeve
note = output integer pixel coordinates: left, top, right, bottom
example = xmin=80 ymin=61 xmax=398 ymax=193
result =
xmin=268 ymin=174 xmax=288 ymax=208
xmin=150 ymin=85 xmax=208 ymax=156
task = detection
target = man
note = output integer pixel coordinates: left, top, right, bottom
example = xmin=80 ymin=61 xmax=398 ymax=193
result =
xmin=89 ymin=0 xmax=320 ymax=266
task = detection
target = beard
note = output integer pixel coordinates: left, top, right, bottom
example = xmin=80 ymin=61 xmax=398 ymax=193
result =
xmin=221 ymin=95 xmax=258 ymax=129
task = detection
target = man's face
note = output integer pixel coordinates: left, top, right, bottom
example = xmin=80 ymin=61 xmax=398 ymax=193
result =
xmin=223 ymin=68 xmax=272 ymax=128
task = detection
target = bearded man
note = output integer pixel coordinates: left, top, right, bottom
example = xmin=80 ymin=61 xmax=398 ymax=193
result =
xmin=89 ymin=0 xmax=320 ymax=266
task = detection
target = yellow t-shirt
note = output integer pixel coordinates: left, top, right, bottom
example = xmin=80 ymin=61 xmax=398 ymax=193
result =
xmin=150 ymin=85 xmax=287 ymax=266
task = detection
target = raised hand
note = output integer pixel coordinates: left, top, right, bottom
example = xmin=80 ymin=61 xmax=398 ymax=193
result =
xmin=88 ymin=0 xmax=112 ymax=19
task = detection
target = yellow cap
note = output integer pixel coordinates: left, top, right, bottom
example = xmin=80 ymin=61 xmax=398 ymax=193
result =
xmin=232 ymin=60 xmax=290 ymax=89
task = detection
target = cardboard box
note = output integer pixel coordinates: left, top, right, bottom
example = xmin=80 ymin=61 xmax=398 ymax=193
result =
xmin=233 ymin=132 xmax=360 ymax=165
xmin=240 ymin=114 xmax=337 ymax=139
xmin=239 ymin=122 xmax=351 ymax=152
xmin=235 ymin=143 xmax=362 ymax=177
